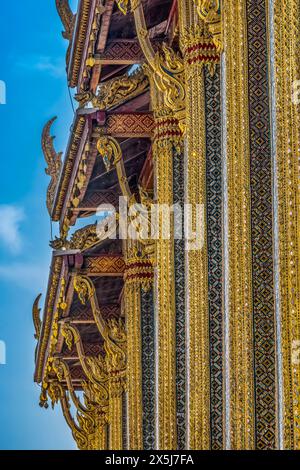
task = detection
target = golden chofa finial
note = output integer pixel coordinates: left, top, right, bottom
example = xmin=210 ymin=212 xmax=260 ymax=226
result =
xmin=55 ymin=0 xmax=76 ymax=40
xmin=41 ymin=117 xmax=62 ymax=215
xmin=32 ymin=294 xmax=42 ymax=340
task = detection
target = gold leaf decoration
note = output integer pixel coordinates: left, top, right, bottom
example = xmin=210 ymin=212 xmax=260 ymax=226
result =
xmin=41 ymin=117 xmax=62 ymax=214
xmin=55 ymin=0 xmax=76 ymax=40
xmin=32 ymin=293 xmax=42 ymax=340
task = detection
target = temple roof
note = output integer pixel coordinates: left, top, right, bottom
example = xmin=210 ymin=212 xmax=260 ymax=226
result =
xmin=48 ymin=68 xmax=152 ymax=236
xmin=62 ymin=0 xmax=174 ymax=90
xmin=34 ymin=222 xmax=124 ymax=384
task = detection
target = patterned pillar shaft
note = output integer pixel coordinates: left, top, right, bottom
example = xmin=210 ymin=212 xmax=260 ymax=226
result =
xmin=98 ymin=421 xmax=108 ymax=450
xmin=272 ymin=0 xmax=300 ymax=450
xmin=222 ymin=1 xmax=255 ymax=449
xmin=204 ymin=64 xmax=223 ymax=450
xmin=153 ymin=96 xmax=182 ymax=449
xmin=125 ymin=240 xmax=154 ymax=449
xmin=141 ymin=287 xmax=156 ymax=449
xmin=125 ymin=241 xmax=143 ymax=449
xmin=90 ymin=414 xmax=107 ymax=450
xmin=178 ymin=0 xmax=218 ymax=449
xmin=245 ymin=0 xmax=276 ymax=449
xmin=109 ymin=380 xmax=123 ymax=450
xmin=173 ymin=135 xmax=186 ymax=450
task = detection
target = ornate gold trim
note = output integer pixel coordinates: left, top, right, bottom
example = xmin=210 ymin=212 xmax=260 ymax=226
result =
xmin=73 ymin=275 xmax=127 ymax=375
xmin=121 ymin=2 xmax=186 ymax=125
xmin=73 ymin=274 xmax=127 ymax=449
xmin=52 ymin=115 xmax=86 ymax=222
xmin=61 ymin=140 xmax=90 ymax=238
xmin=151 ymin=88 xmax=180 ymax=449
xmin=125 ymin=241 xmax=154 ymax=449
xmin=34 ymin=256 xmax=64 ymax=383
xmin=67 ymin=0 xmax=92 ymax=87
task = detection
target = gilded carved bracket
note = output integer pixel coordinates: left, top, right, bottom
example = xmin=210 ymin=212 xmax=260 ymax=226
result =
xmin=73 ymin=274 xmax=127 ymax=376
xmin=40 ymin=357 xmax=107 ymax=450
xmin=96 ymin=134 xmax=155 ymax=256
xmin=50 ymin=213 xmax=117 ymax=253
xmin=115 ymin=0 xmax=186 ymax=125
xmin=75 ymin=68 xmax=149 ymax=110
xmin=61 ymin=321 xmax=109 ymax=389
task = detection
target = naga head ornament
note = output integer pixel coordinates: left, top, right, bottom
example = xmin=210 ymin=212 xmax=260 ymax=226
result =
xmin=96 ymin=135 xmax=122 ymax=172
xmin=55 ymin=0 xmax=76 ymax=40
xmin=32 ymin=293 xmax=42 ymax=340
xmin=41 ymin=117 xmax=62 ymax=214
xmin=74 ymin=275 xmax=95 ymax=305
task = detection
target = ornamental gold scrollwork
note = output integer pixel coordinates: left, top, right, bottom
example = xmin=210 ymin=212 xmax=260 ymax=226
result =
xmin=194 ymin=0 xmax=222 ymax=52
xmin=61 ymin=321 xmax=109 ymax=394
xmin=97 ymin=135 xmax=122 ymax=173
xmin=43 ymin=358 xmax=107 ymax=449
xmin=116 ymin=0 xmax=141 ymax=13
xmin=115 ymin=0 xmax=130 ymax=14
xmin=52 ymin=357 xmax=108 ymax=416
xmin=41 ymin=117 xmax=62 ymax=215
xmin=153 ymin=45 xmax=185 ymax=123
xmin=116 ymin=1 xmax=185 ymax=123
xmin=96 ymin=133 xmax=155 ymax=256
xmin=39 ymin=379 xmax=90 ymax=450
xmin=72 ymin=274 xmax=126 ymax=449
xmin=75 ymin=68 xmax=149 ymax=110
xmin=60 ymin=141 xmax=89 ymax=240
xmin=50 ymin=214 xmax=116 ymax=252
xmin=125 ymin=244 xmax=154 ymax=292
xmin=74 ymin=273 xmax=95 ymax=305
xmin=73 ymin=274 xmax=127 ymax=374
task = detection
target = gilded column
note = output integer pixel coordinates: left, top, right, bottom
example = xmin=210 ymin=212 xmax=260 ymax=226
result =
xmin=178 ymin=0 xmax=217 ymax=449
xmin=125 ymin=240 xmax=155 ymax=449
xmin=124 ymin=240 xmax=144 ymax=450
xmin=222 ymin=1 xmax=255 ymax=449
xmin=152 ymin=93 xmax=182 ymax=449
xmin=108 ymin=378 xmax=124 ymax=450
xmin=117 ymin=0 xmax=185 ymax=448
xmin=272 ymin=0 xmax=300 ymax=450
xmin=87 ymin=412 xmax=108 ymax=450
xmin=97 ymin=414 xmax=108 ymax=450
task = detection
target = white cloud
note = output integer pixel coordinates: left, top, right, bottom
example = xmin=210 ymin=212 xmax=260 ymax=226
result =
xmin=0 ymin=205 xmax=25 ymax=254
xmin=16 ymin=56 xmax=66 ymax=79
xmin=33 ymin=56 xmax=66 ymax=78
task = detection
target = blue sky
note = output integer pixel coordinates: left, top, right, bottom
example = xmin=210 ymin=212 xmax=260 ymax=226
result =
xmin=0 ymin=1 xmax=78 ymax=449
